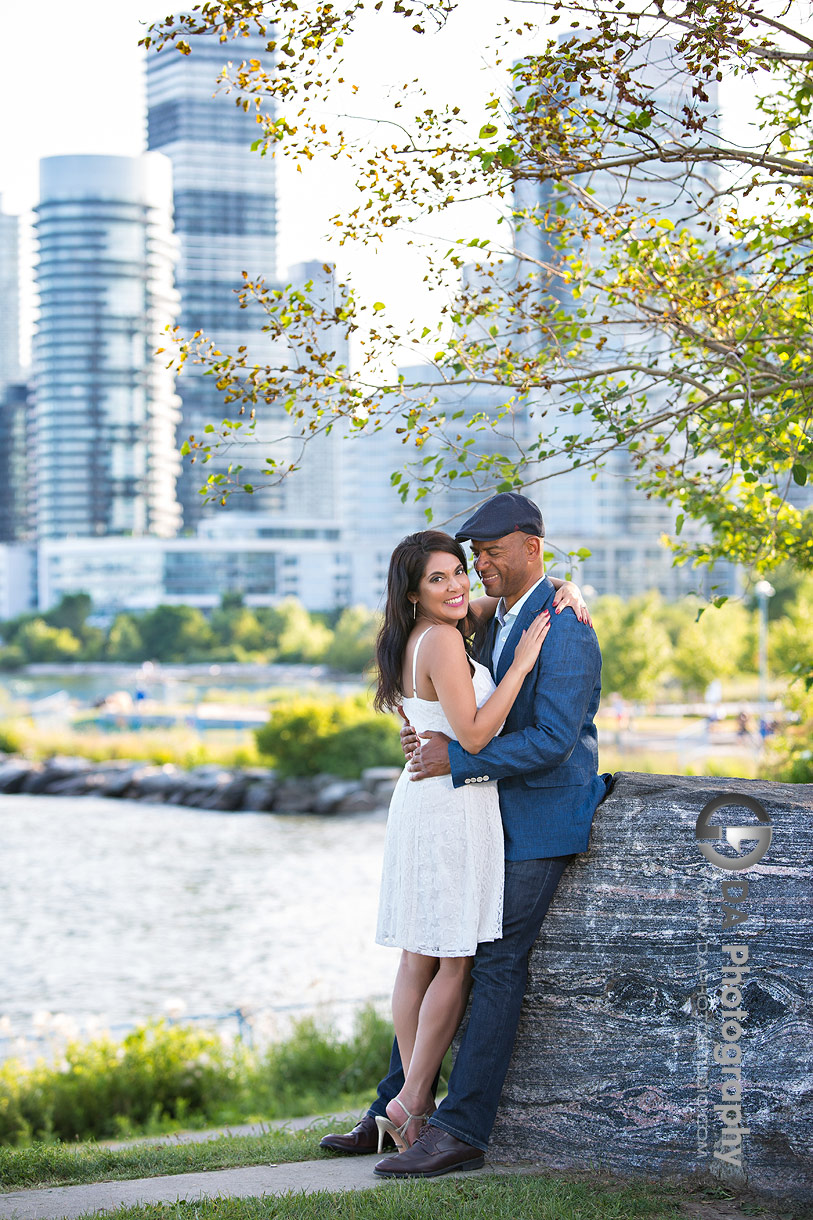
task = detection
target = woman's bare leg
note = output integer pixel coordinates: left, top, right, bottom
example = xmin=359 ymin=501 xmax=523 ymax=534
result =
xmin=391 ymin=950 xmax=439 ymax=1077
xmin=388 ymin=955 xmax=474 ymax=1141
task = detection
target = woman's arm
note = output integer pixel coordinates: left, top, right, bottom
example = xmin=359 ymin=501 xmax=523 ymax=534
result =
xmin=468 ymin=595 xmax=499 ymax=622
xmin=550 ymin=578 xmax=592 ymax=626
xmin=419 ymin=618 xmax=550 ymax=755
xmin=470 ymin=581 xmax=591 ymax=625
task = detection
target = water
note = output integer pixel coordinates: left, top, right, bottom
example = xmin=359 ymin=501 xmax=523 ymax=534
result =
xmin=0 ymin=795 xmax=396 ymax=1047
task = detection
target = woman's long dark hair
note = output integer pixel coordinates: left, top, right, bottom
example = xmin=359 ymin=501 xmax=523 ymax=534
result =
xmin=374 ymin=531 xmax=477 ymax=712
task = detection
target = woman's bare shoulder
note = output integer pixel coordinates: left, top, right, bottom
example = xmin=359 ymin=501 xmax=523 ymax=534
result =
xmin=420 ymin=625 xmax=472 ymax=681
xmin=421 ymin=623 xmax=467 ymax=649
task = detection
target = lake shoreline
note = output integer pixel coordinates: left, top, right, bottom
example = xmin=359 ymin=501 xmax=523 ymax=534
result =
xmin=0 ymin=753 xmax=400 ymax=814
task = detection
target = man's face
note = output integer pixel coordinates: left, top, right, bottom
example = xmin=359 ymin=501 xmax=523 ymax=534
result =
xmin=470 ymin=533 xmax=535 ymax=603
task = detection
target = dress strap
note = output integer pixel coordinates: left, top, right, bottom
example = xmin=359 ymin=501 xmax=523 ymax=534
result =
xmin=410 ymin=626 xmax=434 ymax=698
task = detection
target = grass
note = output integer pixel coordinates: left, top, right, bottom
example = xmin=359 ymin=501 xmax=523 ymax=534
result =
xmin=0 ymin=721 xmax=261 ymax=770
xmin=597 ymin=748 xmax=759 ymax=779
xmin=4 ymin=720 xmax=762 ymax=781
xmin=0 ymin=1012 xmax=396 ymax=1148
xmin=35 ymin=1175 xmax=708 ymax=1220
xmin=0 ymin=1122 xmax=358 ymax=1190
xmin=2 ymin=1134 xmax=807 ymax=1220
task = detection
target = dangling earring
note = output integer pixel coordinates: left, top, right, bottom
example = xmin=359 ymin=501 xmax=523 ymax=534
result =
xmin=412 ymin=601 xmax=417 ymax=621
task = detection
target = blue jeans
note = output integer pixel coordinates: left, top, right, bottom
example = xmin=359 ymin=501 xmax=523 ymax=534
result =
xmin=368 ymin=854 xmax=572 ymax=1150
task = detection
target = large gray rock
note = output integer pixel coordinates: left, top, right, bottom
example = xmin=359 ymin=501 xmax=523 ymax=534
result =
xmin=489 ymin=772 xmax=813 ymax=1202
xmin=241 ymin=777 xmax=278 ymax=811
xmin=0 ymin=759 xmax=36 ymax=792
xmin=313 ymin=780 xmax=363 ymax=814
xmin=272 ymin=777 xmax=322 ymax=813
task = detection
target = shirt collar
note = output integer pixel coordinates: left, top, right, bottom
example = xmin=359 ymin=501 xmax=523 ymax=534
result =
xmin=495 ymin=577 xmax=546 ymax=629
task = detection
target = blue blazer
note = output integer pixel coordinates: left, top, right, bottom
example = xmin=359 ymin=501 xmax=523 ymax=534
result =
xmin=448 ymin=576 xmax=610 ymax=860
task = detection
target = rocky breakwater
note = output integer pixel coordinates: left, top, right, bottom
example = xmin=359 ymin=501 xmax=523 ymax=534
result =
xmin=489 ymin=772 xmax=813 ymax=1203
xmin=0 ymin=753 xmax=401 ymax=815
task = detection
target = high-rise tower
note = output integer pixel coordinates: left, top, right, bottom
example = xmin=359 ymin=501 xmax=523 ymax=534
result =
xmin=507 ymin=38 xmax=735 ymax=596
xmin=0 ymin=195 xmax=20 ymax=388
xmin=34 ymin=154 xmax=180 ymax=540
xmin=146 ymin=30 xmax=280 ymax=531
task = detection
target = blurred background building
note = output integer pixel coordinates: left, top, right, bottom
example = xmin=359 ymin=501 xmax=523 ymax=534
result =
xmin=146 ymin=28 xmax=278 ymax=531
xmin=33 ymin=154 xmax=180 ymax=541
xmin=0 ymin=34 xmax=742 ymax=617
xmin=507 ymin=37 xmax=737 ymax=597
xmin=0 ymin=195 xmax=20 ymax=387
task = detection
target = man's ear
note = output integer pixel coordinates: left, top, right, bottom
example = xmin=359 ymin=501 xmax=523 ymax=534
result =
xmin=525 ymin=534 xmax=543 ymax=561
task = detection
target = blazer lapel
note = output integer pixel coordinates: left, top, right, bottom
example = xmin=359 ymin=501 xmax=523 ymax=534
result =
xmin=478 ymin=615 xmax=499 ymax=676
xmin=495 ymin=577 xmax=555 ymax=683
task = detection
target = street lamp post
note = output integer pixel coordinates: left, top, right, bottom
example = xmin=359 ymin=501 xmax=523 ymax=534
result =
xmin=754 ymin=579 xmax=775 ymax=745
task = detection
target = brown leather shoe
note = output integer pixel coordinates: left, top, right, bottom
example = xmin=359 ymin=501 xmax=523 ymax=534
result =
xmin=319 ymin=1113 xmax=394 ymax=1154
xmin=373 ymin=1122 xmax=485 ymax=1177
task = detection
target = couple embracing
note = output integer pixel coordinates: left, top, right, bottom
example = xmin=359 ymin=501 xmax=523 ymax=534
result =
xmin=321 ymin=492 xmax=611 ymax=1177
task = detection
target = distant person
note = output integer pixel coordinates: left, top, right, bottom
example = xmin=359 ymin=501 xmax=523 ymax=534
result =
xmin=610 ymin=692 xmax=627 ymax=746
xmin=320 ymin=493 xmax=611 ymax=1178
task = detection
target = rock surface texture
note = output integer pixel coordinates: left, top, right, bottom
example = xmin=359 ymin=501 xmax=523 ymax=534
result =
xmin=489 ymin=772 xmax=813 ymax=1203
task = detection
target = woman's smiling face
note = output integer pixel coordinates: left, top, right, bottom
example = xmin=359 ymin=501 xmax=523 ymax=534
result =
xmin=411 ymin=550 xmax=471 ymax=625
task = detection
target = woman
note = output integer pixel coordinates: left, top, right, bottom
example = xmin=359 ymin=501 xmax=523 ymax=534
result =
xmin=372 ymin=530 xmax=589 ymax=1152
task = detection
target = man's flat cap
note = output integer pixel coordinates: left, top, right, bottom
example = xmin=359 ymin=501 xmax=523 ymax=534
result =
xmin=455 ymin=492 xmax=545 ymax=542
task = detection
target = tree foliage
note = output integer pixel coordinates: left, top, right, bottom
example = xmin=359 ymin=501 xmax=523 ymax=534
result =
xmin=591 ymin=593 xmax=673 ymax=700
xmin=254 ymin=694 xmax=403 ymax=776
xmin=145 ymin=0 xmax=813 ymax=573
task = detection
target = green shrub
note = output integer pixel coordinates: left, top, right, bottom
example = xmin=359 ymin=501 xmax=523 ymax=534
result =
xmin=255 ymin=695 xmax=402 ymax=777
xmin=0 ymin=721 xmax=22 ymax=753
xmin=0 ymin=646 xmax=25 ymax=671
xmin=0 ymin=1007 xmax=392 ymax=1146
xmin=245 ymin=1007 xmax=394 ymax=1120
xmin=0 ymin=1021 xmax=246 ymax=1145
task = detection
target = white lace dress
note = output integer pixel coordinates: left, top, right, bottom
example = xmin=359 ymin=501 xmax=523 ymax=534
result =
xmin=375 ymin=627 xmax=505 ymax=957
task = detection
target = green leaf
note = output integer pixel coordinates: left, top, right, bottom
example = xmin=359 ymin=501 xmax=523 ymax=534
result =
xmin=373 ymin=301 xmax=385 ymax=311
xmin=792 ymin=463 xmax=808 ymax=486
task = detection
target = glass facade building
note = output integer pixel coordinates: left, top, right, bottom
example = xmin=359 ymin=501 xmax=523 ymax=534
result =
xmin=0 ymin=382 xmax=32 ymax=542
xmin=506 ymin=39 xmax=737 ymax=597
xmin=146 ymin=30 xmax=282 ymax=530
xmin=33 ymin=154 xmax=180 ymax=540
xmin=37 ymin=535 xmax=353 ymax=614
xmin=0 ymin=195 xmax=20 ymax=388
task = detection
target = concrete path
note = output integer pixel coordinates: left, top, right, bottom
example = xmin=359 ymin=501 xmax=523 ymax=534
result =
xmin=0 ymin=1155 xmax=492 ymax=1219
xmin=98 ymin=1112 xmax=363 ymax=1150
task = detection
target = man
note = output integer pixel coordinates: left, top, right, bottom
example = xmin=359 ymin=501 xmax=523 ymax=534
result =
xmin=320 ymin=492 xmax=611 ymax=1176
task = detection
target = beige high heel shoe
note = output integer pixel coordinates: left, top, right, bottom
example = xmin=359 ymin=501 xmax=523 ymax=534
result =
xmin=375 ymin=1101 xmax=432 ymax=1154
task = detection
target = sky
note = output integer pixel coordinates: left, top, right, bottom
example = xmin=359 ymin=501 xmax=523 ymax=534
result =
xmin=1 ymin=0 xmax=766 ymax=369
xmin=0 ymin=0 xmax=528 ymax=367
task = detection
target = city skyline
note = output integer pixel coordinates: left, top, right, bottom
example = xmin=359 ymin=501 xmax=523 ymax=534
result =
xmin=0 ymin=7 xmax=768 ymax=615
xmin=1 ymin=0 xmax=544 ymax=368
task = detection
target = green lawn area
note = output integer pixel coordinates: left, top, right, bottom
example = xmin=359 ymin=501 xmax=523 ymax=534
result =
xmin=0 ymin=1125 xmax=345 ymax=1191
xmin=56 ymin=1175 xmax=696 ymax=1220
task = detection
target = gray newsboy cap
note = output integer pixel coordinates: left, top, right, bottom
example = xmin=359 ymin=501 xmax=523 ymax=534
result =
xmin=454 ymin=492 xmax=545 ymax=542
